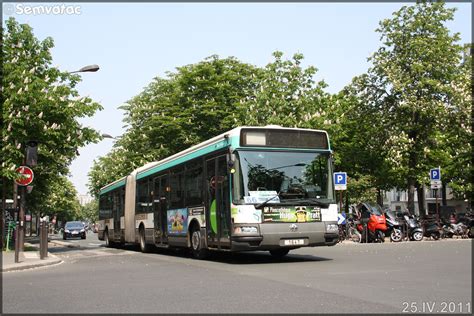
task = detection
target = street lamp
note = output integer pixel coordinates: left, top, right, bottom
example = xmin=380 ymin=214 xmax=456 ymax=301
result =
xmin=69 ymin=64 xmax=100 ymax=74
xmin=101 ymin=133 xmax=119 ymax=140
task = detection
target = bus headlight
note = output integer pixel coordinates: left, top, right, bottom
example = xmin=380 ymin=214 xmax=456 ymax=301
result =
xmin=326 ymin=224 xmax=338 ymax=232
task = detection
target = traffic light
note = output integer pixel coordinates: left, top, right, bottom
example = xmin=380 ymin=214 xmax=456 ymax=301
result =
xmin=26 ymin=140 xmax=38 ymax=167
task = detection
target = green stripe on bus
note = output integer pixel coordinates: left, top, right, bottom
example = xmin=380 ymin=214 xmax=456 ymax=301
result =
xmin=100 ymin=179 xmax=126 ymax=195
xmin=137 ymin=139 xmax=231 ymax=180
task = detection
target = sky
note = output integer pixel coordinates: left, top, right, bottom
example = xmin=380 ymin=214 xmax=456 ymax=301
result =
xmin=3 ymin=2 xmax=472 ymax=196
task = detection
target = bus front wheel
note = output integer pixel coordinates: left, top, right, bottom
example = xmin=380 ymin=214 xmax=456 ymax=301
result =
xmin=269 ymin=248 xmax=290 ymax=258
xmin=191 ymin=228 xmax=208 ymax=259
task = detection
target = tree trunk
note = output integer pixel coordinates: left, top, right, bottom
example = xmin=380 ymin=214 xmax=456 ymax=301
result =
xmin=407 ymin=180 xmax=416 ymax=214
xmin=1 ymin=177 xmax=6 ymax=250
xmin=441 ymin=181 xmax=447 ymax=206
xmin=376 ymin=188 xmax=383 ymax=207
xmin=416 ymin=182 xmax=425 ymax=218
xmin=407 ymin=111 xmax=419 ymax=215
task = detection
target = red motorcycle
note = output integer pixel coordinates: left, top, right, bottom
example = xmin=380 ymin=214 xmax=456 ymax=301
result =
xmin=354 ymin=202 xmax=387 ymax=243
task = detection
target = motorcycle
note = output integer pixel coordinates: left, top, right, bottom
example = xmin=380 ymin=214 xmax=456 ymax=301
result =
xmin=456 ymin=212 xmax=474 ymax=238
xmin=441 ymin=217 xmax=469 ymax=239
xmin=384 ymin=209 xmax=403 ymax=242
xmin=346 ymin=216 xmax=362 ymax=243
xmin=354 ymin=202 xmax=387 ymax=243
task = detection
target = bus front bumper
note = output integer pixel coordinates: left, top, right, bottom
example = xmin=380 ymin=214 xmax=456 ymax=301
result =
xmin=230 ymin=222 xmax=339 ymax=251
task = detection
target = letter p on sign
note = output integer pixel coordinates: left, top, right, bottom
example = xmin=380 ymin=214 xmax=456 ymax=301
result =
xmin=430 ymin=168 xmax=441 ymax=181
xmin=334 ymin=172 xmax=347 ymax=190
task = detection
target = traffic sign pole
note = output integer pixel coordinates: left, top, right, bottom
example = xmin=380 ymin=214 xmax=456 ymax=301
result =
xmin=339 ymin=191 xmax=343 ymax=217
xmin=429 ymin=168 xmax=442 ymax=226
xmin=13 ymin=165 xmax=34 ymax=261
xmin=13 ymin=181 xmax=19 ymax=262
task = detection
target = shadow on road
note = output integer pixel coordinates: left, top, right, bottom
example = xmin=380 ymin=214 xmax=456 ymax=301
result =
xmin=101 ymin=243 xmax=333 ymax=264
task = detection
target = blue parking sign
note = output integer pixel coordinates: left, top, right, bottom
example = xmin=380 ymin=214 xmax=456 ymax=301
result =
xmin=430 ymin=168 xmax=441 ymax=181
xmin=334 ymin=172 xmax=347 ymax=190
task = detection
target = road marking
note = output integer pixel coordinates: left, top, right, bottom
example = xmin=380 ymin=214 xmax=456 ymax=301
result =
xmin=88 ymin=243 xmax=102 ymax=246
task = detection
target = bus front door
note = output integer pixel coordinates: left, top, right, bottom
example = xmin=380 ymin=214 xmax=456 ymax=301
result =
xmin=206 ymin=155 xmax=230 ymax=249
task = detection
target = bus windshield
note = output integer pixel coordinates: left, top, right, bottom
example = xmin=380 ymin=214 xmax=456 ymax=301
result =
xmin=234 ymin=150 xmax=334 ymax=205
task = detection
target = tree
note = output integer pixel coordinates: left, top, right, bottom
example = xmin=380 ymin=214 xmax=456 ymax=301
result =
xmin=88 ymin=55 xmax=259 ymax=196
xmin=233 ymin=51 xmax=330 ymax=128
xmin=78 ymin=199 xmax=99 ymax=223
xmin=1 ymin=18 xmax=102 ymax=215
xmin=437 ymin=43 xmax=472 ymax=206
xmin=37 ymin=176 xmax=81 ymax=223
xmin=357 ymin=2 xmax=468 ymax=213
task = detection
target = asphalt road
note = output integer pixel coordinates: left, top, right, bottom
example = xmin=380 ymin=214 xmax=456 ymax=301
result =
xmin=2 ymin=235 xmax=472 ymax=314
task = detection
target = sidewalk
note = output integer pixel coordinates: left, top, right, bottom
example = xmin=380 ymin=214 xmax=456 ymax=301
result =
xmin=2 ymin=236 xmax=63 ymax=272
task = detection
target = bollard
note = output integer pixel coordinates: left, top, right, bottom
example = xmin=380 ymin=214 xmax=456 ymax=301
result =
xmin=40 ymin=221 xmax=48 ymax=259
xmin=14 ymin=222 xmax=20 ymax=263
xmin=39 ymin=221 xmax=44 ymax=259
xmin=43 ymin=222 xmax=48 ymax=258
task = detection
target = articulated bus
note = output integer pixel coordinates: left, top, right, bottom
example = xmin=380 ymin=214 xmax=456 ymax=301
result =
xmin=98 ymin=126 xmax=339 ymax=258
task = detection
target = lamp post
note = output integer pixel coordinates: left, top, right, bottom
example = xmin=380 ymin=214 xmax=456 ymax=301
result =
xmin=13 ymin=64 xmax=100 ymax=263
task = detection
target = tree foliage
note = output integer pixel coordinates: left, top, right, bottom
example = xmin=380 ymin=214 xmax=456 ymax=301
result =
xmin=77 ymin=199 xmax=98 ymax=223
xmin=345 ymin=2 xmax=470 ymax=211
xmin=232 ymin=51 xmax=330 ymax=128
xmin=88 ymin=56 xmax=260 ymax=196
xmin=1 ymin=18 xmax=102 ymax=216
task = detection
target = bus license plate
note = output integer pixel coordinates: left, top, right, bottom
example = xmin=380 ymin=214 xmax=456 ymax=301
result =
xmin=283 ymin=239 xmax=305 ymax=246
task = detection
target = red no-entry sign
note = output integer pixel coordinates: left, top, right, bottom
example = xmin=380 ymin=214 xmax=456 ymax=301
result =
xmin=15 ymin=166 xmax=34 ymax=186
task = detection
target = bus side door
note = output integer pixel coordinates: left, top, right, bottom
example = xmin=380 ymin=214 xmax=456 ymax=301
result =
xmin=153 ymin=174 xmax=169 ymax=245
xmin=206 ymin=155 xmax=230 ymax=249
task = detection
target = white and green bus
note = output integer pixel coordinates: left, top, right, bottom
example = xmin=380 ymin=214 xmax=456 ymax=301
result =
xmin=98 ymin=126 xmax=339 ymax=258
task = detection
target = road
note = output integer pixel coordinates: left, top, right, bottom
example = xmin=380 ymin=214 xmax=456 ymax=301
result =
xmin=2 ymin=234 xmax=472 ymax=314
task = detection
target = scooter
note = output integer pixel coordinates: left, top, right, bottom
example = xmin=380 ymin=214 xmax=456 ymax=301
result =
xmin=384 ymin=209 xmax=403 ymax=242
xmin=355 ymin=202 xmax=387 ymax=243
xmin=417 ymin=215 xmax=441 ymax=240
xmin=402 ymin=213 xmax=424 ymax=241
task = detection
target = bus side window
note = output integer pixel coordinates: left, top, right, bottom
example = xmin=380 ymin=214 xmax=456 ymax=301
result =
xmin=185 ymin=165 xmax=203 ymax=207
xmin=170 ymin=170 xmax=184 ymax=209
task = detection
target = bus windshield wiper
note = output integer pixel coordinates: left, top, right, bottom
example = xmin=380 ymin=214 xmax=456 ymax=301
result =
xmin=291 ymin=198 xmax=330 ymax=208
xmin=255 ymin=192 xmax=281 ymax=209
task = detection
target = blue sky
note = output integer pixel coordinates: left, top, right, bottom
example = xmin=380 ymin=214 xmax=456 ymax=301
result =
xmin=3 ymin=2 xmax=472 ymax=196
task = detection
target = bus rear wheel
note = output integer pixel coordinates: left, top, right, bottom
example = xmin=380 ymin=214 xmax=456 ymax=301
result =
xmin=104 ymin=230 xmax=112 ymax=247
xmin=269 ymin=248 xmax=290 ymax=258
xmin=191 ymin=228 xmax=208 ymax=259
xmin=139 ymin=227 xmax=149 ymax=253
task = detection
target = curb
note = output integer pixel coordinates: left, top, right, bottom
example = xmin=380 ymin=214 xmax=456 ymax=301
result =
xmin=2 ymin=253 xmax=63 ymax=272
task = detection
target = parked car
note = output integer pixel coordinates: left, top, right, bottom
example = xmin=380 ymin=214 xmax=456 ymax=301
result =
xmin=63 ymin=221 xmax=86 ymax=240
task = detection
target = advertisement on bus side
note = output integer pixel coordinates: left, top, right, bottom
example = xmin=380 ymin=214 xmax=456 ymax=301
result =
xmin=167 ymin=208 xmax=188 ymax=235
